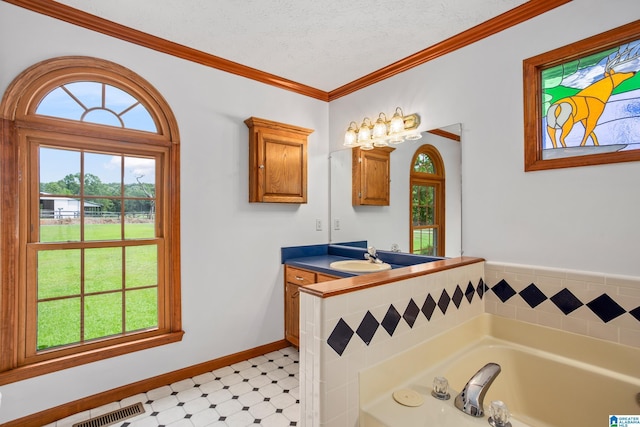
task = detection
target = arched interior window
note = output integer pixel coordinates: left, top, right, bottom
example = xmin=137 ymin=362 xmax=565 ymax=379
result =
xmin=0 ymin=57 xmax=182 ymax=384
xmin=36 ymin=81 xmax=157 ymax=131
xmin=410 ymin=145 xmax=445 ymax=256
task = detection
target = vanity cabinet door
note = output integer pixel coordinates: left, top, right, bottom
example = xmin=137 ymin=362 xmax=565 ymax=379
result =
xmin=245 ymin=117 xmax=313 ymax=204
xmin=352 ymin=146 xmax=395 ymax=206
xmin=284 ymin=281 xmax=302 ymax=347
xmin=284 ymin=265 xmax=338 ymax=347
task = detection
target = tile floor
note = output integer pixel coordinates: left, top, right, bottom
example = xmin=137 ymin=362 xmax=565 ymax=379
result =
xmin=49 ymin=347 xmax=300 ymax=427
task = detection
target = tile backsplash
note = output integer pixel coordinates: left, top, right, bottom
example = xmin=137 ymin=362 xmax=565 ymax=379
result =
xmin=485 ymin=262 xmax=640 ymax=348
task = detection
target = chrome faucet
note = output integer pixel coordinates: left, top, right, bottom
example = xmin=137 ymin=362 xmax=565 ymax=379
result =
xmin=454 ymin=363 xmax=501 ymax=417
xmin=364 ymin=246 xmax=383 ymax=264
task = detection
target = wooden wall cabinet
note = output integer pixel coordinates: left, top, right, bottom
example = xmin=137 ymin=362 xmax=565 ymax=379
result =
xmin=352 ymin=146 xmax=395 ymax=206
xmin=245 ymin=117 xmax=313 ymax=203
xmin=284 ymin=265 xmax=337 ymax=347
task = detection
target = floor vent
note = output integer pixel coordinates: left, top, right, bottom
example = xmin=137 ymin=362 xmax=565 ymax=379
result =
xmin=72 ymin=402 xmax=145 ymax=427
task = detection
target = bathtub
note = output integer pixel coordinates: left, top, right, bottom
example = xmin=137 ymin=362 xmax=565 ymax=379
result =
xmin=360 ymin=314 xmax=640 ymax=427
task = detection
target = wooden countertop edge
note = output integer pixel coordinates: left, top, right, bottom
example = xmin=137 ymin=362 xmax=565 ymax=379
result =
xmin=299 ymin=256 xmax=485 ymax=298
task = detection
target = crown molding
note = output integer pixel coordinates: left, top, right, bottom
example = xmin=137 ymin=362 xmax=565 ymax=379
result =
xmin=2 ymin=0 xmax=329 ymax=101
xmin=328 ymin=0 xmax=571 ymax=101
xmin=4 ymin=0 xmax=570 ymax=102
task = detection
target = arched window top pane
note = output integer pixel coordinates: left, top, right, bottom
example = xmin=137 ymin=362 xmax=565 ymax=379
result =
xmin=414 ymin=153 xmax=436 ymax=174
xmin=36 ymin=81 xmax=157 ymax=133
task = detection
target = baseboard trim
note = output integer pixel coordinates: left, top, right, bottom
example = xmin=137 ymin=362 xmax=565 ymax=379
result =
xmin=2 ymin=339 xmax=290 ymax=427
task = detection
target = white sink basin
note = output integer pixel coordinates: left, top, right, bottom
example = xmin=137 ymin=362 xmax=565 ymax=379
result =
xmin=329 ymin=259 xmax=392 ymax=273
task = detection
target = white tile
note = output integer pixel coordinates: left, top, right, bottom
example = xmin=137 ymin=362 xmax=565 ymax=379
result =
xmin=190 ymin=408 xmax=221 ymax=427
xmin=215 ymin=398 xmax=243 ymax=417
xmin=147 ymin=385 xmax=173 ymax=401
xmin=155 ymin=405 xmax=186 ymax=425
xmin=199 ymin=379 xmax=224 ymax=394
xmin=151 ymin=394 xmax=179 ymax=412
xmin=220 ymin=373 xmax=244 ymax=387
xmin=238 ymin=390 xmax=265 ymax=407
xmin=207 ymin=388 xmax=233 ymax=405
xmin=51 ymin=411 xmax=91 ymax=427
xmin=176 ymin=386 xmax=202 ymax=403
xmin=182 ymin=396 xmax=211 ymax=415
xmin=229 ymin=380 xmax=253 ymax=397
xmin=249 ymin=400 xmax=276 ymax=419
xmin=270 ymin=392 xmax=296 ymax=409
xmin=261 ymin=412 xmax=293 ymax=427
xmin=170 ymin=378 xmax=196 ymax=392
xmin=225 ymin=409 xmax=255 ymax=427
xmin=248 ymin=373 xmax=273 ymax=388
xmin=259 ymin=383 xmax=284 ymax=398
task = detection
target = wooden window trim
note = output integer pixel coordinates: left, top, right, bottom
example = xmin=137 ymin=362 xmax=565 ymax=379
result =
xmin=409 ymin=145 xmax=445 ymax=256
xmin=523 ymin=20 xmax=640 ymax=171
xmin=0 ymin=57 xmax=182 ymax=385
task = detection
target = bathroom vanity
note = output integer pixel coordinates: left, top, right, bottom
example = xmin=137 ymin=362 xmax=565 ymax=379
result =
xmin=281 ymin=242 xmax=445 ymax=347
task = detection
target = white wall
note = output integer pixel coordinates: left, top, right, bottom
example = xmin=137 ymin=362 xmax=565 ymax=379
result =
xmin=2 ymin=0 xmax=640 ymax=422
xmin=0 ymin=3 xmax=330 ymax=422
xmin=330 ymin=0 xmax=640 ymax=277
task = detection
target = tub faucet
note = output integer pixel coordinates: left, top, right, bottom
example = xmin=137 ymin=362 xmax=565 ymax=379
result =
xmin=454 ymin=363 xmax=501 ymax=417
xmin=364 ymin=246 xmax=383 ymax=264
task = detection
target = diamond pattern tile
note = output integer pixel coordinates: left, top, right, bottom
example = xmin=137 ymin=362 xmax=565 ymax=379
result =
xmin=519 ymin=284 xmax=547 ymax=308
xmin=422 ymin=294 xmax=437 ymax=320
xmin=356 ymin=311 xmax=379 ymax=345
xmin=630 ymin=306 xmax=640 ymax=322
xmin=452 ymin=285 xmax=464 ymax=308
xmin=53 ymin=348 xmax=300 ymax=427
xmin=477 ymin=278 xmax=487 ymax=299
xmin=465 ymin=281 xmax=475 ymax=303
xmin=403 ymin=299 xmax=420 ymax=328
xmin=586 ymin=294 xmax=626 ymax=323
xmin=327 ymin=318 xmax=354 ymax=356
xmin=381 ymin=304 xmax=402 ymax=336
xmin=438 ymin=290 xmax=451 ymax=315
xmin=550 ymin=288 xmax=584 ymax=315
xmin=492 ymin=279 xmax=517 ymax=303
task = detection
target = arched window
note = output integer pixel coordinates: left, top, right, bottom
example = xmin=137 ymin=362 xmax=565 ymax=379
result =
xmin=410 ymin=145 xmax=445 ymax=256
xmin=0 ymin=57 xmax=182 ymax=383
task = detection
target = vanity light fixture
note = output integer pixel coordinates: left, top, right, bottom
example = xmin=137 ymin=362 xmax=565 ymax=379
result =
xmin=343 ymin=107 xmax=422 ymax=150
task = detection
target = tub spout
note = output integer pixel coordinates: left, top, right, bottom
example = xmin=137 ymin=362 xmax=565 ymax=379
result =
xmin=454 ymin=362 xmax=501 ymax=417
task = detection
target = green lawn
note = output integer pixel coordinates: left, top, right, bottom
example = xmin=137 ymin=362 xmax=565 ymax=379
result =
xmin=36 ymin=222 xmax=158 ymax=350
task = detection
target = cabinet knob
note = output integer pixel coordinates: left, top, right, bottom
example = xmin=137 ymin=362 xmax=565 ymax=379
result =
xmin=259 ymin=164 xmax=265 ymax=169
xmin=295 ymin=276 xmax=305 ymax=281
xmin=292 ymin=291 xmax=299 ymax=298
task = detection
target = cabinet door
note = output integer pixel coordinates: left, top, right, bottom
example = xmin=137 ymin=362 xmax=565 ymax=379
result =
xmin=352 ymin=147 xmax=395 ymax=206
xmin=284 ymin=281 xmax=301 ymax=347
xmin=259 ymin=130 xmax=306 ymax=203
xmin=245 ymin=117 xmax=313 ymax=204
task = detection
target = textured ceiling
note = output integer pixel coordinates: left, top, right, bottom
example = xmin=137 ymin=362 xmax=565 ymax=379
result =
xmin=54 ymin=0 xmax=528 ymax=92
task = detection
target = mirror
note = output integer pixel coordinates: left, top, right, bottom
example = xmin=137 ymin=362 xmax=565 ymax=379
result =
xmin=329 ymin=124 xmax=462 ymax=257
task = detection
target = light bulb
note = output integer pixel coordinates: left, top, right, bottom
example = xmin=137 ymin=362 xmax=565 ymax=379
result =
xmin=344 ymin=128 xmax=357 ymax=146
xmin=389 ymin=111 xmax=405 ymax=135
xmin=357 ymin=122 xmax=371 ymax=143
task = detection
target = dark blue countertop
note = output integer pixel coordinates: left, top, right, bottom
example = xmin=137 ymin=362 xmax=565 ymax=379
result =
xmin=281 ymin=242 xmax=445 ymax=278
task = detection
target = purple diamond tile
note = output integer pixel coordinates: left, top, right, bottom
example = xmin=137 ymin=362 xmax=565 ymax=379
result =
xmin=519 ymin=283 xmax=547 ymax=308
xmin=492 ymin=279 xmax=516 ymax=303
xmin=381 ymin=304 xmax=401 ymax=336
xmin=465 ymin=281 xmax=475 ymax=303
xmin=422 ymin=294 xmax=436 ymax=320
xmin=403 ymin=299 xmax=420 ymax=328
xmin=356 ymin=311 xmax=379 ymax=345
xmin=550 ymin=288 xmax=583 ymax=315
xmin=327 ymin=318 xmax=354 ymax=356
xmin=438 ymin=290 xmax=450 ymax=315
xmin=452 ymin=285 xmax=464 ymax=308
xmin=586 ymin=294 xmax=626 ymax=323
